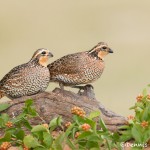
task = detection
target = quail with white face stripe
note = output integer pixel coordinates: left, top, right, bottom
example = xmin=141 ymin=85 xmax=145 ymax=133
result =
xmin=48 ymin=42 xmax=113 ymax=90
xmin=0 ymin=48 xmax=53 ymax=99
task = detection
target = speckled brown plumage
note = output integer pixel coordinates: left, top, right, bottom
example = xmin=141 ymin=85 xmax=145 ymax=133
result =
xmin=48 ymin=42 xmax=113 ymax=89
xmin=0 ymin=48 xmax=53 ymax=99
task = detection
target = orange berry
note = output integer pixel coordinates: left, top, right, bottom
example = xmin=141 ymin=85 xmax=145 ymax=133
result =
xmin=23 ymin=146 xmax=30 ymax=150
xmin=147 ymin=95 xmax=150 ymax=100
xmin=75 ymin=132 xmax=80 ymax=138
xmin=127 ymin=115 xmax=134 ymax=120
xmin=141 ymin=121 xmax=149 ymax=128
xmin=65 ymin=122 xmax=72 ymax=128
xmin=79 ymin=114 xmax=85 ymax=117
xmin=81 ymin=123 xmax=91 ymax=131
xmin=42 ymin=124 xmax=49 ymax=128
xmin=136 ymin=95 xmax=143 ymax=102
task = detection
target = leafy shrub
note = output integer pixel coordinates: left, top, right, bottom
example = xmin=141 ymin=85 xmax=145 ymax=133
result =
xmin=120 ymin=88 xmax=150 ymax=150
xmin=0 ymin=87 xmax=150 ymax=150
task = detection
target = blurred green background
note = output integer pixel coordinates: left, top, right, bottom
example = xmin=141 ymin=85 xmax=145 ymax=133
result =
xmin=0 ymin=0 xmax=150 ymax=116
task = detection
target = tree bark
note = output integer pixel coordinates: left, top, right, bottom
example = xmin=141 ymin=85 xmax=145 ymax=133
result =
xmin=1 ymin=85 xmax=127 ymax=132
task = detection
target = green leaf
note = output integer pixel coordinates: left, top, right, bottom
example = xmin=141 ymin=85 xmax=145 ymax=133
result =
xmin=142 ymin=129 xmax=150 ymax=143
xmin=86 ymin=140 xmax=99 ymax=149
xmin=73 ymin=115 xmax=81 ymax=125
xmin=66 ymin=138 xmax=76 ymax=150
xmin=78 ymin=140 xmax=87 ymax=148
xmin=129 ymin=105 xmax=137 ymax=110
xmin=90 ymin=148 xmax=100 ymax=150
xmin=43 ymin=132 xmax=53 ymax=148
xmin=25 ymin=99 xmax=33 ymax=107
xmin=23 ymin=135 xmax=41 ymax=148
xmin=118 ymin=125 xmax=130 ymax=130
xmin=52 ymin=133 xmax=65 ymax=150
xmin=72 ymin=127 xmax=79 ymax=139
xmin=65 ymin=123 xmax=76 ymax=137
xmin=1 ymin=113 xmax=10 ymax=122
xmin=31 ymin=125 xmax=47 ymax=133
xmin=87 ymin=135 xmax=100 ymax=142
xmin=15 ymin=129 xmax=25 ymax=140
xmin=131 ymin=125 xmax=142 ymax=143
xmin=49 ymin=117 xmax=58 ymax=128
xmin=88 ymin=111 xmax=100 ymax=120
xmin=119 ymin=129 xmax=132 ymax=142
xmin=32 ymin=131 xmax=43 ymax=141
xmin=136 ymin=102 xmax=144 ymax=109
xmin=105 ymin=139 xmax=112 ymax=150
xmin=0 ymin=118 xmax=5 ymax=127
xmin=141 ymin=106 xmax=149 ymax=121
xmin=0 ymin=103 xmax=10 ymax=112
xmin=23 ymin=99 xmax=37 ymax=117
xmin=84 ymin=118 xmax=96 ymax=129
xmin=112 ymin=132 xmax=120 ymax=141
xmin=49 ymin=116 xmax=62 ymax=132
xmin=0 ymin=132 xmax=11 ymax=144
xmin=73 ymin=115 xmax=95 ymax=128
xmin=14 ymin=113 xmax=26 ymax=122
xmin=0 ymin=113 xmax=10 ymax=127
xmin=78 ymin=131 xmax=93 ymax=140
xmin=22 ymin=118 xmax=32 ymax=130
xmin=99 ymin=118 xmax=108 ymax=131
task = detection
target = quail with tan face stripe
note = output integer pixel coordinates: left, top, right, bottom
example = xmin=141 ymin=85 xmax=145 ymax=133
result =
xmin=0 ymin=48 xmax=53 ymax=99
xmin=48 ymin=42 xmax=113 ymax=89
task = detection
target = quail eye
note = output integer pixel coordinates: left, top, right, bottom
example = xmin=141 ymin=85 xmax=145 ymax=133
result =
xmin=41 ymin=51 xmax=46 ymax=55
xmin=102 ymin=46 xmax=107 ymax=50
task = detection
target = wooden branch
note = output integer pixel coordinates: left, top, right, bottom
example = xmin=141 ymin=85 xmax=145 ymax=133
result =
xmin=1 ymin=85 xmax=127 ymax=132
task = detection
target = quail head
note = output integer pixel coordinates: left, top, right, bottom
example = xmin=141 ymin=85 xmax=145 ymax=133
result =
xmin=48 ymin=42 xmax=113 ymax=89
xmin=0 ymin=48 xmax=53 ymax=99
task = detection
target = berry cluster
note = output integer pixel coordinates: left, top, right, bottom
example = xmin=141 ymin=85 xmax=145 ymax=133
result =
xmin=5 ymin=121 xmax=13 ymax=128
xmin=71 ymin=106 xmax=86 ymax=117
xmin=0 ymin=142 xmax=11 ymax=150
xmin=81 ymin=123 xmax=91 ymax=131
xmin=65 ymin=122 xmax=72 ymax=128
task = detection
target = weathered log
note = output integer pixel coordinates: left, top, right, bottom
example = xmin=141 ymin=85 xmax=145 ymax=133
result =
xmin=0 ymin=85 xmax=127 ymax=132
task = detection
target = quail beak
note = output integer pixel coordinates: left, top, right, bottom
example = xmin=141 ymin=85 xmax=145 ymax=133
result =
xmin=48 ymin=52 xmax=53 ymax=57
xmin=108 ymin=48 xmax=113 ymax=53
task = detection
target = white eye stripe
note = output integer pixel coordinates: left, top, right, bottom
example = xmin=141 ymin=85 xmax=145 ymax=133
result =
xmin=32 ymin=49 xmax=48 ymax=58
xmin=89 ymin=45 xmax=107 ymax=53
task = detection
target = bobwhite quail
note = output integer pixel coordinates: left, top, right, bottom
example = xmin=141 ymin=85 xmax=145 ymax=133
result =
xmin=48 ymin=42 xmax=113 ymax=90
xmin=0 ymin=48 xmax=53 ymax=99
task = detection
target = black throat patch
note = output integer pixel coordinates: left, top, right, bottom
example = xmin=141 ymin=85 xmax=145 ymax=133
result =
xmin=87 ymin=50 xmax=102 ymax=60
